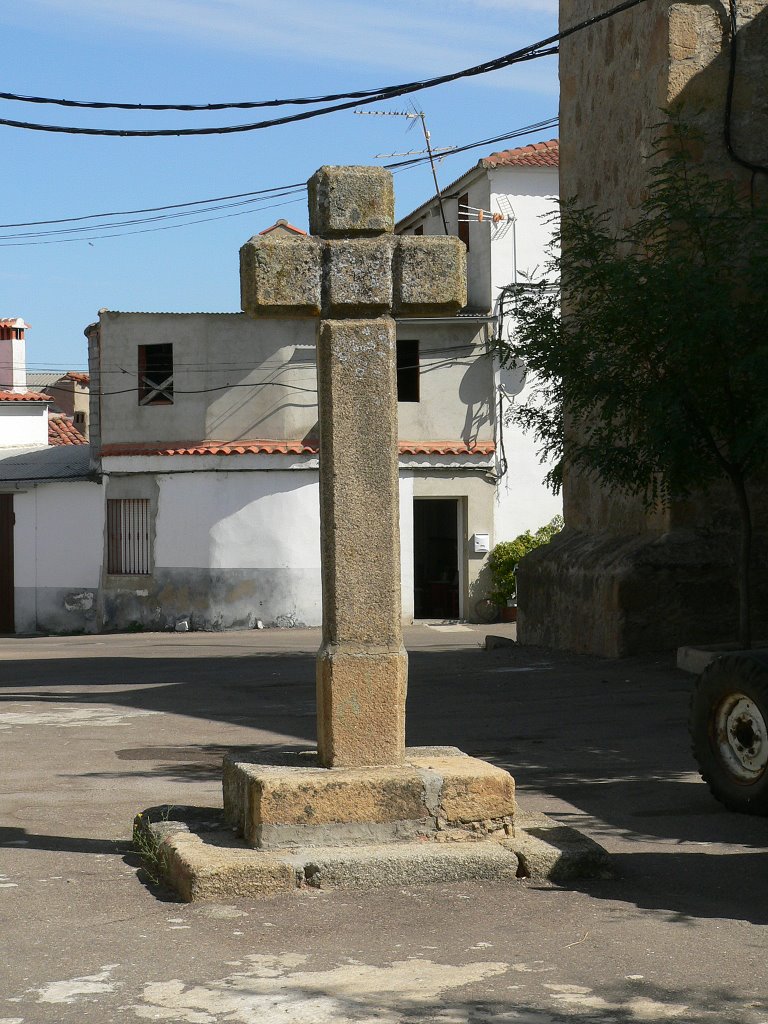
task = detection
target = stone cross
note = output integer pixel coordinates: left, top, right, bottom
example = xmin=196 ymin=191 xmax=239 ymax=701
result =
xmin=240 ymin=166 xmax=466 ymax=768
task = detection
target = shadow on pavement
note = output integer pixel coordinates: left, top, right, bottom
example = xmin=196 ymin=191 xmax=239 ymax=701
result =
xmin=1 ymin=638 xmax=767 ymax=925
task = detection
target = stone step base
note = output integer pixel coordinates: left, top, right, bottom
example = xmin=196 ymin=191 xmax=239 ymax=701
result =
xmin=135 ymin=806 xmax=611 ymax=901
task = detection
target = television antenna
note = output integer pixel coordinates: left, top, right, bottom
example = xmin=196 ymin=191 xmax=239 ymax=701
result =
xmin=458 ymin=195 xmax=517 ymax=276
xmin=355 ymin=106 xmax=449 ymax=234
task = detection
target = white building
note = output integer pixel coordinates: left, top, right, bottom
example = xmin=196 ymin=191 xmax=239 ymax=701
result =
xmin=396 ymin=140 xmax=563 ymax=541
xmin=0 ymin=318 xmax=97 ymax=634
xmin=86 ymin=303 xmax=499 ymax=633
xmin=1 ymin=156 xmax=561 ymax=637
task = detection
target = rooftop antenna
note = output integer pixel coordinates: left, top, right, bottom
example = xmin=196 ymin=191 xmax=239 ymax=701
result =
xmin=458 ymin=195 xmax=518 ymax=280
xmin=355 ymin=106 xmax=449 ymax=234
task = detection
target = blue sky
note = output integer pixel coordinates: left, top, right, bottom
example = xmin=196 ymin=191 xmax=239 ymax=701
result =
xmin=1 ymin=0 xmax=558 ymax=371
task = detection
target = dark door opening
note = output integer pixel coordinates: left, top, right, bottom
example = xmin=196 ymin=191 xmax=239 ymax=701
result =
xmin=0 ymin=494 xmax=14 ymax=633
xmin=413 ymin=498 xmax=460 ymax=619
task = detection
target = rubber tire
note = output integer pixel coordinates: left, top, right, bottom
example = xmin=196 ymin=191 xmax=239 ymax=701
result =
xmin=689 ymin=651 xmax=768 ymax=815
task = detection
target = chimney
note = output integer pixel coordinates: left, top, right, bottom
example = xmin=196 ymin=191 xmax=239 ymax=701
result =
xmin=0 ymin=317 xmax=30 ymax=392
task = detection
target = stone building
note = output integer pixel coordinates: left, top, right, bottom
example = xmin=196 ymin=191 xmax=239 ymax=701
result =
xmin=517 ymin=0 xmax=768 ymax=655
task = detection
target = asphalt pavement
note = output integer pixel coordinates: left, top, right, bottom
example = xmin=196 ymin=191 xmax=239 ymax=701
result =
xmin=1 ymin=624 xmax=766 ymax=1023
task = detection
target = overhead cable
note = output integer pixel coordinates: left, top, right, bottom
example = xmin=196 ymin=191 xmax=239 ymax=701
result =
xmin=0 ymin=0 xmax=651 ymax=137
xmin=0 ymin=116 xmax=558 ymax=244
xmin=0 ymin=183 xmax=305 ymax=229
xmin=0 ymin=50 xmax=554 ymax=137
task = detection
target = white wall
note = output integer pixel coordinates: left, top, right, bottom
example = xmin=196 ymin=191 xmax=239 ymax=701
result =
xmin=14 ymin=483 xmax=104 ymax=589
xmin=154 ymin=470 xmax=321 ymax=570
xmin=154 ymin=469 xmax=419 ymax=623
xmin=0 ymin=336 xmax=27 ymax=392
xmin=396 ymin=321 xmax=494 ymax=444
xmin=488 ymin=165 xmax=559 ymax=300
xmin=13 ymin=481 xmax=104 ymax=632
xmin=0 ymin=405 xmax=49 ymax=447
xmin=97 ymin=312 xmax=318 ymax=447
xmin=487 ymin=165 xmax=562 ymax=543
xmin=399 ymin=474 xmax=415 ymax=621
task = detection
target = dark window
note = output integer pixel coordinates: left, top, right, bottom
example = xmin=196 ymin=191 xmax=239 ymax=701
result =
xmin=414 ymin=225 xmax=424 ymax=236
xmin=74 ymin=411 xmax=85 ymax=425
xmin=107 ymin=498 xmax=151 ymax=574
xmin=397 ymin=339 xmax=420 ymax=402
xmin=457 ymin=192 xmax=470 ymax=251
xmin=138 ymin=344 xmax=174 ymax=405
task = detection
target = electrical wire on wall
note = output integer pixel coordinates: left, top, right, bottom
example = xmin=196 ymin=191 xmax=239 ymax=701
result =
xmin=723 ymin=0 xmax=768 ymax=188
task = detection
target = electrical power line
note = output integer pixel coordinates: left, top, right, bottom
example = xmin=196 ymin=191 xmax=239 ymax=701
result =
xmin=0 ymin=0 xmax=650 ymax=137
xmin=0 ymin=183 xmax=304 ymax=229
xmin=0 ymin=190 xmax=305 ymax=240
xmin=0 ymin=49 xmax=555 ymax=137
xmin=0 ymin=197 xmax=305 ymax=247
xmin=0 ymin=117 xmax=558 ymax=245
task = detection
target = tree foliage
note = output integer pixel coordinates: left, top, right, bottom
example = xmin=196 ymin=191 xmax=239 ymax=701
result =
xmin=498 ymin=120 xmax=768 ymax=645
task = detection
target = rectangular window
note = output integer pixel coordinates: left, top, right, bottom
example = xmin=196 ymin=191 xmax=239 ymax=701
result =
xmin=107 ymin=498 xmax=151 ymax=574
xmin=457 ymin=192 xmax=470 ymax=251
xmin=138 ymin=343 xmax=174 ymax=405
xmin=74 ymin=411 xmax=85 ymax=426
xmin=397 ymin=339 xmax=420 ymax=402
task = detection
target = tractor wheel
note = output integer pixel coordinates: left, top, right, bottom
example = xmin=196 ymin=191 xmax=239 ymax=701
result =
xmin=689 ymin=651 xmax=768 ymax=815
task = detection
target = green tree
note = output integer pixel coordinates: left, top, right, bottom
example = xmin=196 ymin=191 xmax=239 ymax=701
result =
xmin=497 ymin=122 xmax=768 ymax=647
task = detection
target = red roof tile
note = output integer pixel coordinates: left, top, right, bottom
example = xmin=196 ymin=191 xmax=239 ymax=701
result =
xmin=100 ymin=439 xmax=495 ymax=458
xmin=481 ymin=139 xmax=559 ymax=169
xmin=64 ymin=371 xmax=90 ymax=385
xmin=258 ymin=219 xmax=307 ymax=237
xmin=399 ymin=441 xmax=496 ymax=456
xmin=48 ymin=415 xmax=87 ymax=446
xmin=0 ymin=390 xmax=52 ymax=402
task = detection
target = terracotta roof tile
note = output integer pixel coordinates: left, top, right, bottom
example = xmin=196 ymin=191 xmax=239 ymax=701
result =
xmin=0 ymin=390 xmax=52 ymax=402
xmin=48 ymin=415 xmax=88 ymax=446
xmin=398 ymin=441 xmax=495 ymax=456
xmin=480 ymin=139 xmax=559 ymax=169
xmin=64 ymin=371 xmax=90 ymax=384
xmin=100 ymin=439 xmax=495 ymax=458
xmin=258 ymin=219 xmax=307 ymax=237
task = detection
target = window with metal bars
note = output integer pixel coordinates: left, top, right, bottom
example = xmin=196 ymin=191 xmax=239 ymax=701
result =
xmin=107 ymin=498 xmax=151 ymax=574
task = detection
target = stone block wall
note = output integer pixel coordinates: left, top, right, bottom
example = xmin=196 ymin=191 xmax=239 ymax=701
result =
xmin=518 ymin=0 xmax=768 ymax=655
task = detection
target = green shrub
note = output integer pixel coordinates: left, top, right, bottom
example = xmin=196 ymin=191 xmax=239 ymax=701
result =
xmin=488 ymin=515 xmax=563 ymax=606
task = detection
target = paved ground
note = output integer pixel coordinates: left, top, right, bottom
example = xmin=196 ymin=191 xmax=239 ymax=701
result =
xmin=1 ymin=624 xmax=766 ymax=1024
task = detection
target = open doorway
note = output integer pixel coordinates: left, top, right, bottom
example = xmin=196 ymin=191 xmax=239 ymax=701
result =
xmin=413 ymin=498 xmax=461 ymax=619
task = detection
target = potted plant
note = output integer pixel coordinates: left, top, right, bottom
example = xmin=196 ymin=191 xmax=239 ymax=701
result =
xmin=488 ymin=516 xmax=563 ymax=621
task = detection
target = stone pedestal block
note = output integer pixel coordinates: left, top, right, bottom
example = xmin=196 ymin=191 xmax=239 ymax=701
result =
xmin=223 ymin=747 xmax=516 ymax=849
xmin=316 ymin=645 xmax=408 ymax=768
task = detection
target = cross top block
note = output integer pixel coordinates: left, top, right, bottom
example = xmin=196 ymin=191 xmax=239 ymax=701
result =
xmin=308 ymin=165 xmax=394 ymax=238
xmin=240 ymin=165 xmax=467 ymax=319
